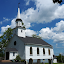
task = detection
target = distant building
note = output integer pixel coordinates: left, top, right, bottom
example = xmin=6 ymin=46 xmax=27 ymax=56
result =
xmin=53 ymin=55 xmax=57 ymax=63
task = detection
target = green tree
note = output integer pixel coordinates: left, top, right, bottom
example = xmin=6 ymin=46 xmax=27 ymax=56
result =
xmin=22 ymin=22 xmax=24 ymax=25
xmin=0 ymin=28 xmax=13 ymax=51
xmin=53 ymin=0 xmax=62 ymax=4
xmin=0 ymin=42 xmax=2 ymax=52
xmin=32 ymin=34 xmax=42 ymax=39
xmin=56 ymin=54 xmax=64 ymax=63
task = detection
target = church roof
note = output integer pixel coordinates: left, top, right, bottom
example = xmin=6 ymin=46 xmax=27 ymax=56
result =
xmin=18 ymin=36 xmax=52 ymax=47
xmin=6 ymin=48 xmax=18 ymax=51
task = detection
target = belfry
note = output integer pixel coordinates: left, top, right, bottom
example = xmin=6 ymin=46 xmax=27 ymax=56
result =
xmin=13 ymin=6 xmax=26 ymax=37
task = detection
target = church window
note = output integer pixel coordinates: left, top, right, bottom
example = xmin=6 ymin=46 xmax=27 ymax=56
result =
xmin=13 ymin=52 xmax=15 ymax=56
xmin=37 ymin=48 xmax=39 ymax=54
xmin=14 ymin=41 xmax=16 ymax=45
xmin=21 ymin=30 xmax=22 ymax=32
xmin=48 ymin=49 xmax=50 ymax=55
xmin=43 ymin=48 xmax=45 ymax=55
xmin=30 ymin=47 xmax=32 ymax=54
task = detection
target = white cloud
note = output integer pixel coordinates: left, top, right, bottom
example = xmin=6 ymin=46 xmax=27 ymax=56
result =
xmin=23 ymin=0 xmax=60 ymax=24
xmin=10 ymin=18 xmax=16 ymax=28
xmin=54 ymin=4 xmax=64 ymax=18
xmin=26 ymin=0 xmax=30 ymax=5
xmin=52 ymin=20 xmax=64 ymax=32
xmin=0 ymin=17 xmax=10 ymax=25
xmin=52 ymin=20 xmax=64 ymax=43
xmin=39 ymin=27 xmax=55 ymax=39
xmin=52 ymin=32 xmax=64 ymax=43
xmin=23 ymin=0 xmax=64 ymax=24
xmin=25 ymin=29 xmax=37 ymax=37
xmin=0 ymin=18 xmax=16 ymax=35
xmin=39 ymin=20 xmax=64 ymax=43
xmin=1 ymin=25 xmax=10 ymax=33
xmin=3 ymin=17 xmax=10 ymax=22
xmin=24 ymin=0 xmax=30 ymax=5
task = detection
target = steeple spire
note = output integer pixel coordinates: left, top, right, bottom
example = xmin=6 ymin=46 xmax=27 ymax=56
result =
xmin=17 ymin=7 xmax=21 ymax=19
xmin=17 ymin=3 xmax=21 ymax=19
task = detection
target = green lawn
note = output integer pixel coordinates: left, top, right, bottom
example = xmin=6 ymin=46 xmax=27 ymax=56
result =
xmin=44 ymin=63 xmax=64 ymax=64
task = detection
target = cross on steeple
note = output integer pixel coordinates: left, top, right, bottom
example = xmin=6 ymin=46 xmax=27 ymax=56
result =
xmin=18 ymin=3 xmax=20 ymax=8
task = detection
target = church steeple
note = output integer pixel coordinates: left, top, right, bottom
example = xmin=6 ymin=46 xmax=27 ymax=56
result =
xmin=13 ymin=5 xmax=26 ymax=38
xmin=15 ymin=7 xmax=22 ymax=27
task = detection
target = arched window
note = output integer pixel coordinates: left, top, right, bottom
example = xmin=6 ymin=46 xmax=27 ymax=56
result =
xmin=37 ymin=48 xmax=39 ymax=54
xmin=21 ymin=30 xmax=22 ymax=32
xmin=48 ymin=49 xmax=50 ymax=55
xmin=43 ymin=48 xmax=45 ymax=55
xmin=30 ymin=47 xmax=32 ymax=54
xmin=14 ymin=41 xmax=16 ymax=45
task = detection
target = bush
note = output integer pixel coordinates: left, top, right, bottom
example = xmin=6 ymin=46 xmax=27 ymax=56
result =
xmin=22 ymin=22 xmax=24 ymax=25
xmin=23 ymin=26 xmax=26 ymax=28
xmin=15 ymin=55 xmax=21 ymax=62
xmin=0 ymin=53 xmax=5 ymax=57
xmin=21 ymin=60 xmax=25 ymax=62
xmin=15 ymin=55 xmax=25 ymax=62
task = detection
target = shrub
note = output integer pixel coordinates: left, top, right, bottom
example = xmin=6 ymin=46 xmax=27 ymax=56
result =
xmin=22 ymin=22 xmax=24 ymax=25
xmin=15 ymin=55 xmax=21 ymax=62
xmin=23 ymin=26 xmax=26 ymax=28
xmin=21 ymin=60 xmax=25 ymax=62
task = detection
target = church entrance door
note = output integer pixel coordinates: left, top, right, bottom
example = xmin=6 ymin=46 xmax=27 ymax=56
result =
xmin=6 ymin=52 xmax=9 ymax=60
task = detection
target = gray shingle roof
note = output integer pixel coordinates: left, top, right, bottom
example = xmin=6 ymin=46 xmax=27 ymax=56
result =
xmin=6 ymin=48 xmax=18 ymax=51
xmin=18 ymin=36 xmax=52 ymax=47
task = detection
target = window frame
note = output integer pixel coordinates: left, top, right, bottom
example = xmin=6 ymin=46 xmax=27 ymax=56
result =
xmin=43 ymin=48 xmax=45 ymax=55
xmin=30 ymin=47 xmax=32 ymax=55
xmin=14 ymin=41 xmax=16 ymax=46
xmin=48 ymin=49 xmax=50 ymax=55
xmin=13 ymin=52 xmax=15 ymax=56
xmin=21 ymin=30 xmax=22 ymax=32
xmin=37 ymin=47 xmax=39 ymax=55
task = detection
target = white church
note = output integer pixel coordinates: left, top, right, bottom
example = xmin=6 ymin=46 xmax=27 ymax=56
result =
xmin=5 ymin=7 xmax=54 ymax=63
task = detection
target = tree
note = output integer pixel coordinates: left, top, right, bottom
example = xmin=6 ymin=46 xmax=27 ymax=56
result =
xmin=56 ymin=54 xmax=64 ymax=63
xmin=0 ymin=42 xmax=2 ymax=52
xmin=0 ymin=28 xmax=13 ymax=51
xmin=22 ymin=22 xmax=24 ymax=25
xmin=32 ymin=34 xmax=42 ymax=39
xmin=53 ymin=0 xmax=62 ymax=4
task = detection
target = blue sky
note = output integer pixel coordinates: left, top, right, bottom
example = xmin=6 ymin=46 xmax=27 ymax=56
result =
xmin=0 ymin=0 xmax=64 ymax=56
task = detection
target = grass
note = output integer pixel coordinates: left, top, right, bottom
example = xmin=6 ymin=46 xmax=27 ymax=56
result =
xmin=44 ymin=63 xmax=64 ymax=64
